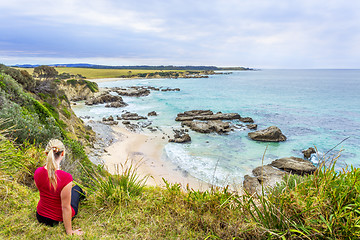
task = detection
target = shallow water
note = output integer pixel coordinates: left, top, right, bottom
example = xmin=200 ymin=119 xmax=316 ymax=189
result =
xmin=73 ymin=70 xmax=360 ymax=186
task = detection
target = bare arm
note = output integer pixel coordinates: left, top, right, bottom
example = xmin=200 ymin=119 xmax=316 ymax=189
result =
xmin=60 ymin=182 xmax=83 ymax=235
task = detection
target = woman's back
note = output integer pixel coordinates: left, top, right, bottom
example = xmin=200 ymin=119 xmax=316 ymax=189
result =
xmin=34 ymin=166 xmax=74 ymax=221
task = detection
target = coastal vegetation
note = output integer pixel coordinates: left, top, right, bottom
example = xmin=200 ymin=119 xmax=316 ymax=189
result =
xmin=1 ymin=65 xmax=360 ymax=239
xmin=16 ymin=67 xmax=191 ymax=79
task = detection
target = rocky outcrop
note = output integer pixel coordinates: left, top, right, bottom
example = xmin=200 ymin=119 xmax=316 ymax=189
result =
xmin=181 ymin=120 xmax=231 ymax=134
xmin=120 ymin=112 xmax=147 ymax=120
xmin=176 ymin=110 xmax=241 ymax=121
xmin=105 ymin=101 xmax=128 ymax=108
xmin=270 ymin=157 xmax=317 ymax=175
xmin=246 ymin=124 xmax=258 ymax=130
xmin=85 ymin=93 xmax=126 ymax=106
xmin=148 ymin=111 xmax=157 ymax=116
xmin=248 ymin=126 xmax=286 ymax=142
xmin=102 ymin=116 xmax=118 ymax=125
xmin=240 ymin=117 xmax=254 ymax=123
xmin=243 ymin=157 xmax=316 ymax=195
xmin=302 ymin=147 xmax=316 ymax=159
xmin=115 ymin=87 xmax=151 ymax=97
xmin=161 ymin=88 xmax=180 ymax=91
xmin=169 ymin=129 xmax=191 ymax=143
xmin=59 ymin=79 xmax=98 ymax=101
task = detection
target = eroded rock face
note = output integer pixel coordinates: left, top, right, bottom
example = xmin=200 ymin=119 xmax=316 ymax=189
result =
xmin=181 ymin=120 xmax=231 ymax=134
xmin=270 ymin=157 xmax=317 ymax=175
xmin=248 ymin=126 xmax=287 ymax=142
xmin=302 ymin=147 xmax=316 ymax=159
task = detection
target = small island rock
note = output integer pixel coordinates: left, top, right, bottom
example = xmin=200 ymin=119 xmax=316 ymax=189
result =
xmin=248 ymin=126 xmax=287 ymax=142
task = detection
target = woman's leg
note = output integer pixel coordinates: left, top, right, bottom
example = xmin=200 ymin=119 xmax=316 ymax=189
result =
xmin=71 ymin=185 xmax=86 ymax=216
xmin=36 ymin=212 xmax=59 ymax=226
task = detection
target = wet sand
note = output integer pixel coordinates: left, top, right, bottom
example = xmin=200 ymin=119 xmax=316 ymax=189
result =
xmin=101 ymin=125 xmax=212 ymax=191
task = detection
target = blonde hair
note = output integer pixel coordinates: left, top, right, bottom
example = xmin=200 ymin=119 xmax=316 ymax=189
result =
xmin=44 ymin=139 xmax=65 ymax=189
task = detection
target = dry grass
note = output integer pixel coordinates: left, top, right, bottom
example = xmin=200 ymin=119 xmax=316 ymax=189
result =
xmin=15 ymin=67 xmax=186 ymax=79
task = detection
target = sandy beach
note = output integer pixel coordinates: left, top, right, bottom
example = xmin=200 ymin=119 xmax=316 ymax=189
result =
xmin=101 ymin=124 xmax=212 ymax=191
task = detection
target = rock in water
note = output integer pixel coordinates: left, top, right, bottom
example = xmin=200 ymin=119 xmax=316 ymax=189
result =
xmin=248 ymin=126 xmax=287 ymax=142
xmin=181 ymin=120 xmax=231 ymax=134
xmin=169 ymin=129 xmax=191 ymax=143
xmin=148 ymin=111 xmax=157 ymax=116
xmin=270 ymin=157 xmax=316 ymax=175
xmin=302 ymin=147 xmax=316 ymax=159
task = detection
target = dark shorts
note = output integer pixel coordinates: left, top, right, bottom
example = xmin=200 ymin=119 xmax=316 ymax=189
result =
xmin=36 ymin=185 xmax=86 ymax=226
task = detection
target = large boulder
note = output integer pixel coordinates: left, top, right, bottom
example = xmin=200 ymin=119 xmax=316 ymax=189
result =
xmin=270 ymin=157 xmax=316 ymax=175
xmin=243 ymin=166 xmax=286 ymax=195
xmin=243 ymin=175 xmax=262 ymax=195
xmin=248 ymin=126 xmax=287 ymax=142
xmin=182 ymin=120 xmax=231 ymax=134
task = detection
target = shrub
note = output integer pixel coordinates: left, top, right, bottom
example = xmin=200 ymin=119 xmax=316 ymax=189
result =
xmin=0 ymin=64 xmax=36 ymax=91
xmin=89 ymin=159 xmax=148 ymax=206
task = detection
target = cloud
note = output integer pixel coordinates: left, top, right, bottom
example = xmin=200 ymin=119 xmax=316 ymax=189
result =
xmin=0 ymin=0 xmax=360 ymax=68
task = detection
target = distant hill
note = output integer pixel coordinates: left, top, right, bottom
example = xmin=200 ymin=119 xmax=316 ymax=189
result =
xmin=12 ymin=63 xmax=253 ymax=71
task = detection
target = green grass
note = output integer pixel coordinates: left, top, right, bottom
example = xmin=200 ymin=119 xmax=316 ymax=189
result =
xmin=1 ymin=127 xmax=360 ymax=239
xmin=16 ymin=67 xmax=186 ymax=79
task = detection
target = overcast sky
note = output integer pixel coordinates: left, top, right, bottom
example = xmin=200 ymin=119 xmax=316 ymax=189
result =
xmin=0 ymin=0 xmax=359 ymax=68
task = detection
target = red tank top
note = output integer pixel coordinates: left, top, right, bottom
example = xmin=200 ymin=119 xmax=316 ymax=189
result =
xmin=34 ymin=166 xmax=75 ymax=221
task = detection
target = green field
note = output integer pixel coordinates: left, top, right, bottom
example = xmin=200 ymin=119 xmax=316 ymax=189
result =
xmin=16 ymin=67 xmax=186 ymax=79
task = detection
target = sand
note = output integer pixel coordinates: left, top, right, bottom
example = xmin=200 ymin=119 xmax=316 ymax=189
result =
xmin=101 ymin=125 xmax=212 ymax=191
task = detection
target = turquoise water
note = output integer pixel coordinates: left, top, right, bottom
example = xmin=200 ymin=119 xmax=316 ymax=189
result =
xmin=73 ymin=70 xmax=360 ymax=186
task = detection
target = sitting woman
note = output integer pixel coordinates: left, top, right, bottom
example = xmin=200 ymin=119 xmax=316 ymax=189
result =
xmin=34 ymin=139 xmax=85 ymax=236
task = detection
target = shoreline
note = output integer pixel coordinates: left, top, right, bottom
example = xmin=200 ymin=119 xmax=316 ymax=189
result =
xmin=101 ymin=124 xmax=212 ymax=191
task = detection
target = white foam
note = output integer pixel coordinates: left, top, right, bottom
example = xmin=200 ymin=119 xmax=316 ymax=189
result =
xmin=164 ymin=143 xmax=242 ymax=186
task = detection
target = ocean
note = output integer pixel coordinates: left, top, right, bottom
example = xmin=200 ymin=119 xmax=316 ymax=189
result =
xmin=72 ymin=69 xmax=360 ymax=186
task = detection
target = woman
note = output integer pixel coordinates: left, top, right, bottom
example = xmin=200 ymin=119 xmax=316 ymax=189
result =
xmin=34 ymin=139 xmax=85 ymax=236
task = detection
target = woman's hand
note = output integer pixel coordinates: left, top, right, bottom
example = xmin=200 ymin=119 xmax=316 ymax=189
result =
xmin=69 ymin=228 xmax=84 ymax=235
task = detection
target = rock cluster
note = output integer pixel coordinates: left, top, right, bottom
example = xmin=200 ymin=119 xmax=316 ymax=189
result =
xmin=101 ymin=116 xmax=118 ymax=125
xmin=118 ymin=112 xmax=147 ymax=120
xmin=175 ymin=110 xmax=241 ymax=121
xmin=243 ymin=157 xmax=316 ymax=195
xmin=85 ymin=93 xmax=127 ymax=107
xmin=169 ymin=129 xmax=191 ymax=143
xmin=248 ymin=126 xmax=287 ymax=142
xmin=115 ymin=87 xmax=151 ymax=97
xmin=174 ymin=110 xmax=258 ymax=135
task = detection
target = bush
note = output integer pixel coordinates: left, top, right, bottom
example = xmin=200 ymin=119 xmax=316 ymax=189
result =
xmin=89 ymin=159 xmax=148 ymax=206
xmin=0 ymin=64 xmax=36 ymax=91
